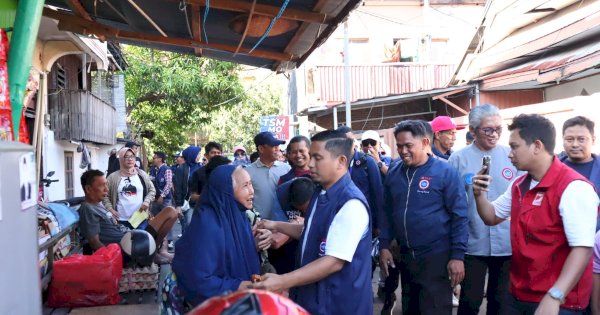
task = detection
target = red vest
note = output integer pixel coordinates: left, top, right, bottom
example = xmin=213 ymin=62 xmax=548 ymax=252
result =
xmin=510 ymin=158 xmax=593 ymax=310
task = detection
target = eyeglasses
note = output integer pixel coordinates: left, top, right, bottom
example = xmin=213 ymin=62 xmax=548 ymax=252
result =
xmin=564 ymin=137 xmax=590 ymax=144
xmin=362 ymin=139 xmax=377 ymax=147
xmin=478 ymin=127 xmax=503 ymax=136
xmin=123 ymin=155 xmax=136 ymax=161
xmin=235 ymin=152 xmax=247 ymax=157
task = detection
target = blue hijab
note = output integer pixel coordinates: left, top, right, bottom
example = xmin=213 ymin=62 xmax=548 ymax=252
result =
xmin=172 ymin=165 xmax=260 ymax=306
xmin=182 ymin=146 xmax=202 ymax=175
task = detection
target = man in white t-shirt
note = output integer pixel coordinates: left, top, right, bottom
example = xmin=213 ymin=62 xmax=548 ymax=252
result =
xmin=472 ymin=114 xmax=599 ymax=314
xmin=252 ymin=130 xmax=373 ymax=315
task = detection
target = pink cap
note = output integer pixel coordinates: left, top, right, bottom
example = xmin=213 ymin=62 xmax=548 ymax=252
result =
xmin=233 ymin=145 xmax=246 ymax=153
xmin=430 ymin=116 xmax=465 ymax=133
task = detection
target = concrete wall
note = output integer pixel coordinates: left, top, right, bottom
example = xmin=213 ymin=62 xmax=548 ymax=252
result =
xmin=545 ymin=75 xmax=600 ymax=102
xmin=43 ymin=129 xmax=121 ymax=201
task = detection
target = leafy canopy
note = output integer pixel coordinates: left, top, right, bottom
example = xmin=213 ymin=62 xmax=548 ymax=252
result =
xmin=124 ymin=46 xmax=244 ymax=154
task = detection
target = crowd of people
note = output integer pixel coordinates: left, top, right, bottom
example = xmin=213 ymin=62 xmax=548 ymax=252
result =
xmin=75 ymin=103 xmax=600 ymax=315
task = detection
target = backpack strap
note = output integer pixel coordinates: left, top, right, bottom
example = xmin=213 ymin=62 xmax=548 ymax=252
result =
xmin=138 ymin=174 xmax=148 ymax=199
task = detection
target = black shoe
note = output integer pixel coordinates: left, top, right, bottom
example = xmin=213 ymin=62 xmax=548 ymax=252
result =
xmin=381 ymin=295 xmax=396 ymax=315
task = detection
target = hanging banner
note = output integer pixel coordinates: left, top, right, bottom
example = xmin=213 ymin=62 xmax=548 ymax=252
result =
xmin=259 ymin=115 xmax=290 ymax=141
xmin=0 ymin=28 xmax=13 ymax=141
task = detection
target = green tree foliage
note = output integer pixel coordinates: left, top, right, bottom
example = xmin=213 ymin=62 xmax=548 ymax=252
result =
xmin=199 ymin=80 xmax=281 ymax=153
xmin=124 ymin=46 xmax=244 ymax=154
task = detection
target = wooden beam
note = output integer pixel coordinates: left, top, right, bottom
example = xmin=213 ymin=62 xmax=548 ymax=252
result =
xmin=431 ymin=87 xmax=471 ymax=101
xmin=66 ymin=0 xmax=92 ymax=21
xmin=191 ymin=4 xmax=202 ymax=56
xmin=273 ymin=0 xmax=329 ymax=71
xmin=180 ymin=0 xmax=332 ymax=24
xmin=44 ymin=8 xmax=294 ymax=62
xmin=437 ymin=96 xmax=469 ymax=116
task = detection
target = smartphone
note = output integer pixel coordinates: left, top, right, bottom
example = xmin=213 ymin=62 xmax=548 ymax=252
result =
xmin=482 ymin=155 xmax=491 ymax=176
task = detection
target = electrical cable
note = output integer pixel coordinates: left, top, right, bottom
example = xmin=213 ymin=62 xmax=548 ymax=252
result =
xmin=180 ymin=0 xmax=193 ymax=39
xmin=203 ymin=0 xmax=210 ymax=43
xmin=249 ymin=0 xmax=291 ymax=53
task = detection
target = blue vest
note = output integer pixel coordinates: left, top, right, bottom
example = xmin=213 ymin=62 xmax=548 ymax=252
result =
xmin=153 ymin=164 xmax=172 ymax=200
xmin=292 ymin=173 xmax=373 ymax=315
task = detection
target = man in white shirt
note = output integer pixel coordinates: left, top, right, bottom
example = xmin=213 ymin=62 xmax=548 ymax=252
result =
xmin=252 ymin=130 xmax=373 ymax=315
xmin=472 ymin=114 xmax=598 ymax=314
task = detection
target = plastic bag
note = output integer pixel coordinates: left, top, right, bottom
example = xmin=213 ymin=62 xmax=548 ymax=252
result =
xmin=47 ymin=244 xmax=123 ymax=307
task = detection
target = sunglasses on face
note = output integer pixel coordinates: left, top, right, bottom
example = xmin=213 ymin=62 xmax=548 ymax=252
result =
xmin=478 ymin=126 xmax=503 ymax=136
xmin=362 ymin=139 xmax=377 ymax=147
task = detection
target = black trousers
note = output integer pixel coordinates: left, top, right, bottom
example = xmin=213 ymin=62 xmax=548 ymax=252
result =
xmin=458 ymin=255 xmax=511 ymax=315
xmin=504 ymin=294 xmax=584 ymax=315
xmin=399 ymin=251 xmax=453 ymax=315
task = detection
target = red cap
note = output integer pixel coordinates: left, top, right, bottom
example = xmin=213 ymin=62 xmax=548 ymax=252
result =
xmin=430 ymin=116 xmax=465 ymax=133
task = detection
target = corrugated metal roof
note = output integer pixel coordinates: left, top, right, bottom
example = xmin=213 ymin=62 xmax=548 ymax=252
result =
xmin=316 ymin=64 xmax=455 ymax=105
xmin=481 ymin=40 xmax=600 ymax=81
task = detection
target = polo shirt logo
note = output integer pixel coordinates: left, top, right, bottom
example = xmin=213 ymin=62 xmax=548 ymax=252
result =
xmin=319 ymin=238 xmax=327 ymax=257
xmin=464 ymin=173 xmax=474 ymax=185
xmin=502 ymin=168 xmax=514 ymax=180
xmin=532 ymin=192 xmax=544 ymax=206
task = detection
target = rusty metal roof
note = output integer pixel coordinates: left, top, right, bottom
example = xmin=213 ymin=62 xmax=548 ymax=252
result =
xmin=314 ymin=63 xmax=455 ymax=107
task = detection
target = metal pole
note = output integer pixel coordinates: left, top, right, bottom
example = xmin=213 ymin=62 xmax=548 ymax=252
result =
xmin=423 ymin=0 xmax=431 ymax=63
xmin=475 ymin=83 xmax=480 ymax=106
xmin=333 ymin=106 xmax=338 ymax=128
xmin=7 ymin=0 xmax=45 ymax=139
xmin=344 ymin=20 xmax=351 ymax=128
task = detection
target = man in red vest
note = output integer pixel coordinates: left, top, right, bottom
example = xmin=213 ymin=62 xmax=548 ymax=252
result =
xmin=472 ymin=114 xmax=599 ymax=314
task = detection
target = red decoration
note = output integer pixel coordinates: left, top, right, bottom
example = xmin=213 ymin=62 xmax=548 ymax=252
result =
xmin=0 ymin=28 xmax=14 ymax=141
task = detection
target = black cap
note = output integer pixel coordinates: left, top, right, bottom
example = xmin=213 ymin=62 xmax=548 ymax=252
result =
xmin=254 ymin=131 xmax=285 ymax=147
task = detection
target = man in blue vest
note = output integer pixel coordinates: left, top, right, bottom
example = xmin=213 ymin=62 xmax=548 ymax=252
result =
xmin=151 ymin=151 xmax=173 ymax=214
xmin=380 ymin=120 xmax=469 ymax=315
xmin=252 ymin=130 xmax=373 ymax=315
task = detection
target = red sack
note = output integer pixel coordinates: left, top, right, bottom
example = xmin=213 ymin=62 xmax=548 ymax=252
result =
xmin=47 ymin=244 xmax=123 ymax=307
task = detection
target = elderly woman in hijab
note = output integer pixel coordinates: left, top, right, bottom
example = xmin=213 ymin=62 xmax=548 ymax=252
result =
xmin=104 ymin=147 xmax=176 ymax=263
xmin=170 ymin=165 xmax=273 ymax=308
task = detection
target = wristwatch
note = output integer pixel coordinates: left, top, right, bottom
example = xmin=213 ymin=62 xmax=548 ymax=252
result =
xmin=548 ymin=287 xmax=565 ymax=304
xmin=377 ymin=161 xmax=383 ymax=169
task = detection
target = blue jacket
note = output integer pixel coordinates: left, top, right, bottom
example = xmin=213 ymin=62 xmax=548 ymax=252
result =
xmin=349 ymin=150 xmax=383 ymax=230
xmin=292 ymin=173 xmax=373 ymax=315
xmin=380 ymin=156 xmax=469 ymax=260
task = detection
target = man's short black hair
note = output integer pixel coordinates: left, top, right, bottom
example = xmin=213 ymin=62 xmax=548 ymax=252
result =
xmin=249 ymin=152 xmax=259 ymax=163
xmin=336 ymin=125 xmax=353 ymax=134
xmin=154 ymin=151 xmax=166 ymax=163
xmin=204 ymin=141 xmax=223 ymax=154
xmin=508 ymin=114 xmax=556 ymax=154
xmin=287 ymin=135 xmax=311 ymax=153
xmin=311 ymin=130 xmax=353 ymax=162
xmin=394 ymin=120 xmax=428 ymax=138
xmin=205 ymin=155 xmax=232 ymax=179
xmin=125 ymin=141 xmax=140 ymax=148
xmin=417 ymin=120 xmax=434 ymax=142
xmin=562 ymin=116 xmax=595 ymax=136
xmin=81 ymin=169 xmax=104 ymax=191
xmin=289 ymin=177 xmax=315 ymax=207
